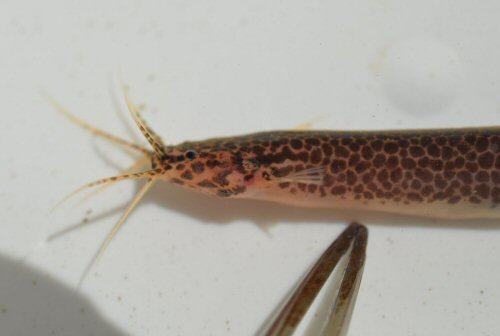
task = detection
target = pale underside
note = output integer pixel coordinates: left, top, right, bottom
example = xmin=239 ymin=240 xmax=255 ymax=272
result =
xmin=242 ymin=189 xmax=500 ymax=219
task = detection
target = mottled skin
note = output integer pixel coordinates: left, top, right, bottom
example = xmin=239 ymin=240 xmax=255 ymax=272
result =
xmin=156 ymin=128 xmax=500 ymax=219
xmin=55 ymin=94 xmax=500 ymax=296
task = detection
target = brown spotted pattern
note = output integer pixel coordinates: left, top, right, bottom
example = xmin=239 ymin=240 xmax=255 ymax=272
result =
xmin=161 ymin=129 xmax=500 ymax=209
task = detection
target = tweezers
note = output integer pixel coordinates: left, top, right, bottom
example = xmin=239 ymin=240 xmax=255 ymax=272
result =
xmin=259 ymin=223 xmax=368 ymax=336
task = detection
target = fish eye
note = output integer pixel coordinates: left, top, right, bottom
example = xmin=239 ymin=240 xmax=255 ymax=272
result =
xmin=185 ymin=150 xmax=197 ymax=160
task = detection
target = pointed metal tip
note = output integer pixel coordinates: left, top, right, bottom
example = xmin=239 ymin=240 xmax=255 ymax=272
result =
xmin=259 ymin=223 xmax=368 ymax=336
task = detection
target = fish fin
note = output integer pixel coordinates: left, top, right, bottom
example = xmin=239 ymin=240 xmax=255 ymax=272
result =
xmin=273 ymin=166 xmax=326 ymax=185
xmin=292 ymin=115 xmax=327 ymax=130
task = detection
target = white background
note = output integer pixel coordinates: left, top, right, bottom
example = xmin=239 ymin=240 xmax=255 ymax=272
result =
xmin=1 ymin=1 xmax=499 ymax=335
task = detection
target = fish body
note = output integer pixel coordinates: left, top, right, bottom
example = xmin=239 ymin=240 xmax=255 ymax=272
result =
xmin=161 ymin=128 xmax=500 ymax=219
xmin=53 ymin=93 xmax=500 ymax=284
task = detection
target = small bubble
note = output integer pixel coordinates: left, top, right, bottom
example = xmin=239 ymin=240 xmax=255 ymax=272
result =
xmin=381 ymin=38 xmax=462 ymax=115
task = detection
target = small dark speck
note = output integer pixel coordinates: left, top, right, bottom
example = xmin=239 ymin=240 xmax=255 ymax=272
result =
xmin=217 ymin=190 xmax=232 ymax=197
